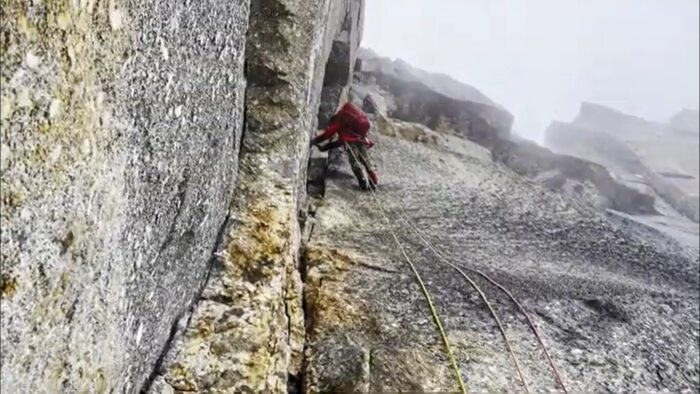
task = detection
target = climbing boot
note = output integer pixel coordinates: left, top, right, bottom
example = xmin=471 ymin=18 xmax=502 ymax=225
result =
xmin=350 ymin=164 xmax=369 ymax=191
xmin=358 ymin=178 xmax=370 ymax=191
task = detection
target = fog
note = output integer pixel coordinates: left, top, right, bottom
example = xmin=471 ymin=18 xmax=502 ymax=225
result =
xmin=363 ymin=0 xmax=700 ymax=142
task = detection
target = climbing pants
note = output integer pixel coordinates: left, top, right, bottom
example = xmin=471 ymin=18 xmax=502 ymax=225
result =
xmin=346 ymin=142 xmax=376 ymax=188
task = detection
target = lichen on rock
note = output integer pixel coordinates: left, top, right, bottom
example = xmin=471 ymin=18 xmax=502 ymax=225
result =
xmin=149 ymin=1 xmax=365 ymax=392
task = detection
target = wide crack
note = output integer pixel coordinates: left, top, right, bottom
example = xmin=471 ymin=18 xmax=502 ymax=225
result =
xmin=284 ymin=150 xmax=330 ymax=394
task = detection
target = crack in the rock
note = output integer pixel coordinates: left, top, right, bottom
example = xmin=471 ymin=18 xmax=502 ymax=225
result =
xmin=139 ymin=310 xmax=186 ymax=394
xmin=200 ymin=293 xmax=235 ymax=305
xmin=158 ymin=169 xmax=191 ymax=254
xmin=288 ymin=151 xmax=329 ymax=393
xmin=140 ymin=213 xmax=231 ymax=393
xmin=353 ymin=261 xmax=399 ymax=275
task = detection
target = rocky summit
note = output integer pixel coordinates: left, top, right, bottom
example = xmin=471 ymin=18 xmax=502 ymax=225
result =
xmin=1 ymin=1 xmax=698 ymax=393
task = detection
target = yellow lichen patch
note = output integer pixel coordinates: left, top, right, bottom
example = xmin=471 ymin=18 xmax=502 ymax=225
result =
xmin=1 ymin=275 xmax=19 ymax=299
xmin=303 ymin=245 xmax=377 ymax=338
xmin=243 ymin=344 xmax=275 ymax=385
xmin=226 ymin=202 xmax=290 ymax=284
xmin=374 ymin=113 xmax=398 ymax=137
xmin=284 ymin=264 xmax=305 ymax=375
xmin=306 ymin=284 xmax=365 ymax=337
xmin=0 ymin=94 xmax=13 ymax=120
xmin=375 ymin=115 xmax=441 ymax=144
xmin=94 ymin=368 xmax=107 ymax=394
xmin=304 ymin=244 xmax=358 ymax=273
xmin=166 ymin=363 xmax=199 ymax=392
xmin=1 ymin=188 xmax=24 ymax=209
xmin=194 ymin=316 xmax=215 ymax=339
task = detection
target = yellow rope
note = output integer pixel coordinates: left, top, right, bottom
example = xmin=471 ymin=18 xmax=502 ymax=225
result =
xmin=344 ymin=143 xmax=468 ymax=394
xmin=373 ymin=143 xmax=566 ymax=393
xmin=391 ymin=203 xmax=530 ymax=393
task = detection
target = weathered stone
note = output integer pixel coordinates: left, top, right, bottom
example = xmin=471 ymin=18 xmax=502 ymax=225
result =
xmin=1 ymin=1 xmax=248 ymax=391
xmin=357 ymin=48 xmax=495 ymax=105
xmin=373 ymin=114 xmax=443 ymax=145
xmin=4 ymin=3 xmax=696 ymax=394
xmin=491 ymin=137 xmax=658 ymax=215
xmin=150 ymin=0 xmax=365 ymax=392
xmin=307 ymin=129 xmax=699 ymax=392
xmin=355 ymin=49 xmax=514 ymax=148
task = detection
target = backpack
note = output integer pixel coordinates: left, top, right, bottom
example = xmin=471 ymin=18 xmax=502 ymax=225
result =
xmin=338 ymin=102 xmax=370 ymax=137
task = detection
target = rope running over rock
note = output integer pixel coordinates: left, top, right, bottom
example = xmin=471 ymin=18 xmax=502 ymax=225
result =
xmin=374 ymin=138 xmax=569 ymax=393
xmin=345 ymin=143 xmax=468 ymax=394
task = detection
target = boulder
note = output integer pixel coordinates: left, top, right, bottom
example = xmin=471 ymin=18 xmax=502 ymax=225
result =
xmin=354 ymin=49 xmax=514 ymax=148
xmin=373 ymin=115 xmax=443 ymax=145
xmin=491 ymin=138 xmax=657 ymax=215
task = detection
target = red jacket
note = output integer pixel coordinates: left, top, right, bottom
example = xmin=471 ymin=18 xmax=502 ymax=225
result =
xmin=314 ymin=102 xmax=374 ymax=147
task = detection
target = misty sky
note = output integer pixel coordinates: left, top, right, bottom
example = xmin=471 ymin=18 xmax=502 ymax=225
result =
xmin=363 ymin=0 xmax=700 ymax=142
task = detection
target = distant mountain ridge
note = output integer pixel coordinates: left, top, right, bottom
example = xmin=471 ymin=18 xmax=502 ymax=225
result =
xmin=547 ymin=102 xmax=699 ymax=222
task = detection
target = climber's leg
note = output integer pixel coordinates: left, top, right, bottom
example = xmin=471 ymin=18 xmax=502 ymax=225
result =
xmin=346 ymin=143 xmax=369 ymax=190
xmin=355 ymin=143 xmax=378 ymax=189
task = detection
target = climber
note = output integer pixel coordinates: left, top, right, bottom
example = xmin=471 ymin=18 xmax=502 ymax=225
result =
xmin=312 ymin=99 xmax=379 ymax=191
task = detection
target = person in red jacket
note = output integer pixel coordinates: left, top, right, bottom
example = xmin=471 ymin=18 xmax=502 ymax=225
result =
xmin=312 ymin=100 xmax=379 ymax=190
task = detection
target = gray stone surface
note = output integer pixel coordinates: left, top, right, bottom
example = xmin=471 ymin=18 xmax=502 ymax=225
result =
xmin=146 ymin=0 xmax=365 ymax=392
xmin=4 ymin=3 xmax=696 ymax=394
xmin=355 ymin=50 xmax=514 ymax=148
xmin=304 ymin=131 xmax=699 ymax=392
xmin=1 ymin=1 xmax=248 ymax=391
xmin=491 ymin=137 xmax=658 ymax=215
xmin=357 ymin=47 xmax=496 ymax=106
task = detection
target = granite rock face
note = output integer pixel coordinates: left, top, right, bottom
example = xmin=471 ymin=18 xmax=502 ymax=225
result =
xmin=1 ymin=1 xmax=248 ymax=391
xmin=146 ymin=0 xmax=364 ymax=392
xmin=353 ymin=49 xmax=514 ymax=149
xmin=3 ymin=2 xmax=697 ymax=393
xmin=2 ymin=1 xmax=366 ymax=391
xmin=304 ymin=130 xmax=699 ymax=392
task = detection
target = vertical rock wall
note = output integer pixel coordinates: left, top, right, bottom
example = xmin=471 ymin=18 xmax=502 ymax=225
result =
xmin=1 ymin=1 xmax=249 ymax=391
xmin=148 ymin=0 xmax=364 ymax=392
